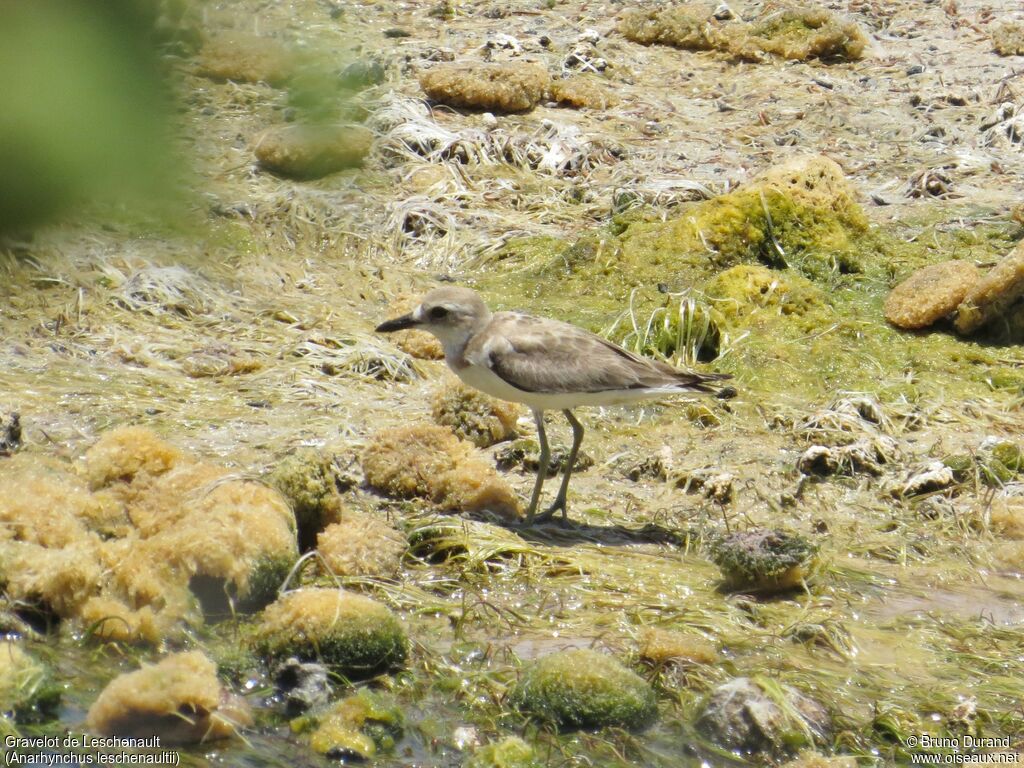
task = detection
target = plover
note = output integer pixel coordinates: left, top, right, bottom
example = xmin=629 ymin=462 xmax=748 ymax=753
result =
xmin=376 ymin=287 xmax=731 ymax=524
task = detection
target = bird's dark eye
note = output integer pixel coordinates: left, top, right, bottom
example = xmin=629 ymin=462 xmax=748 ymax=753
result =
xmin=429 ymin=306 xmax=449 ymax=320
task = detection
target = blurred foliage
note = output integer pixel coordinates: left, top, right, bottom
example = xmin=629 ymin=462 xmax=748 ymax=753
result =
xmin=0 ymin=0 xmax=184 ymax=237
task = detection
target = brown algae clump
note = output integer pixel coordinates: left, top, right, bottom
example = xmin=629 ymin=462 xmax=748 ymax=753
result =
xmin=81 ymin=425 xmax=182 ymax=490
xmin=619 ymin=4 xmax=723 ymax=51
xmin=303 ymin=690 xmax=404 ymax=760
xmin=991 ymin=22 xmax=1024 ymax=56
xmin=884 ymin=261 xmax=980 ymax=330
xmin=419 ymin=63 xmax=550 ymax=113
xmin=954 ymin=241 xmax=1024 ymax=336
xmin=86 ymin=651 xmax=252 ymax=744
xmin=0 ymin=641 xmax=61 ymax=724
xmin=255 ymin=125 xmax=373 ymax=179
xmin=740 ymin=5 xmax=868 ymax=62
xmin=619 ymin=4 xmax=866 ymax=62
xmin=197 ymin=33 xmax=296 ymax=86
xmin=267 ymin=447 xmax=345 ymax=550
xmin=255 ymin=588 xmax=407 ymax=677
xmin=549 ymin=75 xmax=618 ymax=110
xmin=0 ymin=427 xmax=299 ymax=642
xmin=709 ymin=529 xmax=817 ymax=593
xmin=509 ymin=649 xmax=658 ymax=730
xmin=638 ymin=627 xmax=718 ymax=666
xmin=361 ymin=423 xmax=519 ymax=517
xmin=317 ymin=515 xmax=407 ymax=578
xmin=431 ymin=380 xmax=520 ymax=448
xmin=696 ymin=677 xmax=829 ymax=753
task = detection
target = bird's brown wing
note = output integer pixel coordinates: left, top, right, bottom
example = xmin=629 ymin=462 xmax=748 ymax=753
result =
xmin=465 ymin=312 xmax=728 ymax=395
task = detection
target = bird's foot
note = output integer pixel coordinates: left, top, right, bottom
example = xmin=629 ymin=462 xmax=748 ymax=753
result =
xmin=533 ymin=497 xmax=570 ymax=526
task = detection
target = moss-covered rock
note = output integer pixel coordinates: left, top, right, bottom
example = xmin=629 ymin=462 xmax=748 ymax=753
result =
xmin=361 ymin=423 xmax=520 ymax=518
xmin=509 ymin=649 xmax=657 ymax=730
xmin=419 ymin=63 xmax=550 ymax=113
xmin=86 ymin=651 xmax=252 ymax=744
xmin=197 ymin=32 xmax=296 ymax=86
xmin=431 ymin=381 xmax=520 ymax=448
xmin=317 ymin=515 xmax=407 ymax=578
xmin=740 ymin=5 xmax=868 ymax=62
xmin=991 ymin=22 xmax=1024 ymax=56
xmin=255 ymin=125 xmax=372 ymax=180
xmin=709 ymin=529 xmax=817 ymax=593
xmin=884 ymin=261 xmax=980 ymax=330
xmin=267 ymin=448 xmax=345 ymax=550
xmin=0 ymin=642 xmax=61 ymax=723
xmin=255 ymin=589 xmax=407 ymax=678
xmin=467 ymin=736 xmax=539 ymax=768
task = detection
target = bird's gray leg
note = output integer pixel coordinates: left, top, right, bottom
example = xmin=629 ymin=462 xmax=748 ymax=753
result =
xmin=536 ymin=409 xmax=583 ymax=524
xmin=524 ymin=409 xmax=550 ymax=525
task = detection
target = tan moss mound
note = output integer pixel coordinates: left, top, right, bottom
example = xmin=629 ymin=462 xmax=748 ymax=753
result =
xmin=197 ymin=33 xmax=296 ymax=86
xmin=992 ymin=22 xmax=1024 ymax=56
xmin=81 ymin=425 xmax=182 ymax=491
xmin=317 ymin=515 xmax=407 ymax=578
xmin=141 ymin=476 xmax=297 ymax=610
xmin=741 ymin=5 xmax=868 ymax=62
xmin=255 ymin=588 xmax=407 ymax=677
xmin=431 ymin=381 xmax=520 ymax=448
xmin=638 ymin=627 xmax=718 ymax=665
xmin=419 ymin=63 xmax=550 ymax=113
xmin=884 ymin=261 xmax=980 ymax=330
xmin=267 ymin=448 xmax=345 ymax=550
xmin=255 ymin=125 xmax=373 ymax=180
xmin=86 ymin=651 xmax=252 ymax=744
xmin=361 ymin=423 xmax=519 ymax=518
xmin=0 ymin=641 xmax=61 ymax=724
xmin=619 ymin=4 xmax=722 ymax=51
xmin=550 ymin=76 xmax=618 ymax=110
xmin=0 ymin=427 xmax=298 ymax=643
xmin=0 ymin=455 xmax=102 ymax=547
xmin=991 ymin=495 xmax=1024 ymax=540
xmin=510 ymin=649 xmax=658 ymax=731
xmin=620 ymin=4 xmax=866 ymax=62
xmin=954 ymin=242 xmax=1024 ymax=336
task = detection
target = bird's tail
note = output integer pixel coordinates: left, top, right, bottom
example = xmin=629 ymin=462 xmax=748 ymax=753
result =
xmin=676 ymin=371 xmax=733 ymax=394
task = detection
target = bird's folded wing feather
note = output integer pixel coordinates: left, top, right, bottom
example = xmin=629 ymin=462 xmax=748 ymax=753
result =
xmin=465 ymin=312 xmax=717 ymax=394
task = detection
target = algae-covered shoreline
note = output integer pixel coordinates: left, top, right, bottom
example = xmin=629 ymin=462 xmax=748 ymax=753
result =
xmin=3 ymin=0 xmax=1024 ymax=766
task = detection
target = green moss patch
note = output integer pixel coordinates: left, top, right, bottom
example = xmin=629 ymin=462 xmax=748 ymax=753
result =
xmin=255 ymin=589 xmax=408 ymax=678
xmin=509 ymin=649 xmax=657 ymax=731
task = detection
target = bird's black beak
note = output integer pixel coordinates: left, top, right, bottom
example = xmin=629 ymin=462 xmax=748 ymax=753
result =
xmin=375 ymin=313 xmax=417 ymax=333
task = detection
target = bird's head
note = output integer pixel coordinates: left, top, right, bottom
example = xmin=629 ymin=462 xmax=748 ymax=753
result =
xmin=376 ymin=286 xmax=490 ymax=351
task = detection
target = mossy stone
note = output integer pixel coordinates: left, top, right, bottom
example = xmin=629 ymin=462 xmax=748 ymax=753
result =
xmin=255 ymin=589 xmax=407 ymax=678
xmin=267 ymin=448 xmax=344 ymax=549
xmin=467 ymin=736 xmax=539 ymax=768
xmin=509 ymin=649 xmax=657 ymax=731
xmin=710 ymin=529 xmax=817 ymax=593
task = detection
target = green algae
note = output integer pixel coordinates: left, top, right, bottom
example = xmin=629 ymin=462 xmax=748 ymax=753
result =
xmin=509 ymin=649 xmax=658 ymax=731
xmin=475 ymin=190 xmax=1023 ymax=404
